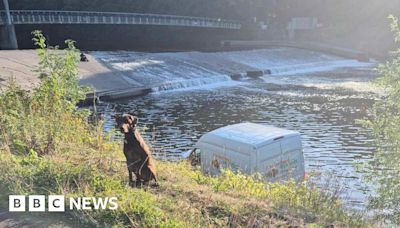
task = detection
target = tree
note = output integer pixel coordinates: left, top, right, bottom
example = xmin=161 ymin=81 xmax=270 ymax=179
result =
xmin=363 ymin=15 xmax=400 ymax=224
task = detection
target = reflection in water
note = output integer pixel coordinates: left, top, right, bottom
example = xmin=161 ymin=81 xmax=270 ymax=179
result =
xmin=97 ymin=67 xmax=377 ymax=209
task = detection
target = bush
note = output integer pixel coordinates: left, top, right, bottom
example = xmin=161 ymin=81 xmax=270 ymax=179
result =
xmin=362 ymin=16 xmax=400 ymax=224
xmin=0 ymin=31 xmax=90 ymax=156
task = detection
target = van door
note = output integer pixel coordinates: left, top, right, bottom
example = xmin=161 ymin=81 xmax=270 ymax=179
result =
xmin=257 ymin=141 xmax=282 ymax=182
xmin=280 ymin=137 xmax=304 ymax=182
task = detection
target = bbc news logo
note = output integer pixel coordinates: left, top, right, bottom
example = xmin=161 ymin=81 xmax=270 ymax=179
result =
xmin=9 ymin=195 xmax=118 ymax=212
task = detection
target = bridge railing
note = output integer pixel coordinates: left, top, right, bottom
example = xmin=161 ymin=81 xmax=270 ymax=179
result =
xmin=0 ymin=10 xmax=241 ymax=29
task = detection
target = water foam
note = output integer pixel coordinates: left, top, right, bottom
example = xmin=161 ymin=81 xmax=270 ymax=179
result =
xmin=268 ymin=60 xmax=374 ymax=76
xmin=92 ymin=49 xmax=376 ymax=93
xmin=152 ymin=75 xmax=242 ymax=93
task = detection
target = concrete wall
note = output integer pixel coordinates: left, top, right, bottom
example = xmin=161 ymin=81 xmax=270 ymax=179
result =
xmin=221 ymin=40 xmax=371 ymax=61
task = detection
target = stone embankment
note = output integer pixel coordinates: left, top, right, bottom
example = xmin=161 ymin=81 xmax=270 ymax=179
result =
xmin=221 ymin=40 xmax=372 ymax=62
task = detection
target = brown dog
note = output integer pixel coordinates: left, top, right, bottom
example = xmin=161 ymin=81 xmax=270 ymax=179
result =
xmin=116 ymin=114 xmax=157 ymax=187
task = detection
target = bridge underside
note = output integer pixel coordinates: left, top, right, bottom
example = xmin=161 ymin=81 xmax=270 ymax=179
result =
xmin=0 ymin=10 xmax=241 ymax=50
xmin=14 ymin=24 xmax=237 ymax=51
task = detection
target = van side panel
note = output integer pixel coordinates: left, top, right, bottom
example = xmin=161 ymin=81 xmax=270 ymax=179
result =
xmin=199 ymin=142 xmax=251 ymax=176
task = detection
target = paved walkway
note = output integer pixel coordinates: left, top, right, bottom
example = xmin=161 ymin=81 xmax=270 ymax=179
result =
xmin=0 ymin=50 xmax=138 ymax=92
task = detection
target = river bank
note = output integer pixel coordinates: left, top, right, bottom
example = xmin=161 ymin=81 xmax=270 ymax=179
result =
xmin=0 ymin=151 xmax=368 ymax=227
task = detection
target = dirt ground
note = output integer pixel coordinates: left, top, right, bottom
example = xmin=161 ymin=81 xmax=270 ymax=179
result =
xmin=0 ymin=208 xmax=82 ymax=228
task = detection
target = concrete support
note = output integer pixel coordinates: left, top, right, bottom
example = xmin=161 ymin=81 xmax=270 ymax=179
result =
xmin=1 ymin=0 xmax=18 ymax=49
xmin=0 ymin=24 xmax=18 ymax=49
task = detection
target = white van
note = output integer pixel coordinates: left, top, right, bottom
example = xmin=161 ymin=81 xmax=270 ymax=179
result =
xmin=186 ymin=123 xmax=305 ymax=182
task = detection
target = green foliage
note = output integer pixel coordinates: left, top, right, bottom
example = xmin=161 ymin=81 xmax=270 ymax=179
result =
xmin=362 ymin=16 xmax=400 ymax=224
xmin=31 ymin=30 xmax=88 ymax=112
xmin=0 ymin=31 xmax=90 ymax=156
xmin=188 ymin=168 xmax=362 ymax=226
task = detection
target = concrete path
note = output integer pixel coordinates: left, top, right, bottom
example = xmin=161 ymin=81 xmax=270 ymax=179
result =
xmin=0 ymin=50 xmax=138 ymax=92
xmin=0 ymin=50 xmax=39 ymax=90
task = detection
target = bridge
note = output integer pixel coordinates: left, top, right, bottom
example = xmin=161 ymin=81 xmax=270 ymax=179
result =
xmin=0 ymin=9 xmax=241 ymax=49
xmin=0 ymin=10 xmax=241 ymax=29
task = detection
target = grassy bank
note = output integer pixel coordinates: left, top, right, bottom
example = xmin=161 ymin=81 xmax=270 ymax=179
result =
xmin=0 ymin=33 xmax=367 ymax=227
xmin=0 ymin=150 xmax=366 ymax=227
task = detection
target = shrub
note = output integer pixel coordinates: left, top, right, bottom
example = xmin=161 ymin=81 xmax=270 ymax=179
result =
xmin=362 ymin=15 xmax=400 ymax=224
xmin=0 ymin=31 xmax=90 ymax=156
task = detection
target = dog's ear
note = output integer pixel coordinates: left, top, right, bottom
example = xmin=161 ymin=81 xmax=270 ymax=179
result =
xmin=132 ymin=116 xmax=138 ymax=125
xmin=128 ymin=115 xmax=138 ymax=125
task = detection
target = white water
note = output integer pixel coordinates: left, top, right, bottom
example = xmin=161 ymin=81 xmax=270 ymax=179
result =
xmin=268 ymin=60 xmax=373 ymax=76
xmin=92 ymin=48 xmax=376 ymax=92
xmin=152 ymin=75 xmax=243 ymax=93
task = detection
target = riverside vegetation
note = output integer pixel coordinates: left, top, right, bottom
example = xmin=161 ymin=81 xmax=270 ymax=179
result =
xmin=361 ymin=16 xmax=400 ymax=225
xmin=0 ymin=32 xmax=368 ymax=227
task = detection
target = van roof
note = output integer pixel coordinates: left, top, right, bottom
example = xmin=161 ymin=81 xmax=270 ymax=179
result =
xmin=198 ymin=122 xmax=299 ymax=150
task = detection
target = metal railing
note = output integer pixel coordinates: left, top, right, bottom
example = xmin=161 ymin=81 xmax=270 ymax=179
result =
xmin=0 ymin=10 xmax=241 ymax=29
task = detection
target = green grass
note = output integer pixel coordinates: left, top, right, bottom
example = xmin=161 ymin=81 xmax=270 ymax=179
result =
xmin=0 ymin=149 xmax=367 ymax=227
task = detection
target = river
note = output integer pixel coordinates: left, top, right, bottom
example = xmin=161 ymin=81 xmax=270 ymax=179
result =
xmin=92 ymin=47 xmax=378 ymax=209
